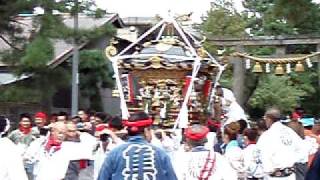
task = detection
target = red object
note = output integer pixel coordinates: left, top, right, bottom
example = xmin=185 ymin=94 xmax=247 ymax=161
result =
xmin=183 ymin=75 xmax=192 ymax=96
xmin=19 ymin=126 xmax=32 ymax=135
xmin=199 ymin=151 xmax=216 ymax=179
xmin=45 ymin=136 xmax=61 ymax=152
xmin=207 ymin=120 xmax=221 ymax=129
xmin=203 ymin=80 xmax=212 ymax=98
xmin=35 ymin=112 xmax=47 ymax=120
xmin=247 ymin=141 xmax=256 ymax=145
xmin=292 ymin=112 xmax=302 ymax=120
xmin=123 ymin=119 xmax=153 ymax=127
xmin=184 ymin=126 xmax=209 ymax=140
xmin=127 ymin=74 xmax=135 ymax=102
xmin=79 ymin=160 xmax=87 ymax=169
xmin=95 ymin=124 xmax=107 ymax=132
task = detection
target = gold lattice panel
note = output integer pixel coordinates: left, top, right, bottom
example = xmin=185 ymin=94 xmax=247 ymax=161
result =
xmin=132 ymin=69 xmax=188 ymax=81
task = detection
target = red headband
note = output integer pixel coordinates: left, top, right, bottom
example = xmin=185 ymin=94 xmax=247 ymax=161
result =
xmin=185 ymin=126 xmax=209 ymax=141
xmin=123 ymin=119 xmax=153 ymax=127
xmin=35 ymin=112 xmax=47 ymax=119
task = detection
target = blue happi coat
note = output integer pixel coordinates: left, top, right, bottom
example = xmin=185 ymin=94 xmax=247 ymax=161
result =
xmin=97 ymin=135 xmax=177 ymax=180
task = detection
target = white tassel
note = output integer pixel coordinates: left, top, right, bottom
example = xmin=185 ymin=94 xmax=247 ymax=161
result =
xmin=306 ymin=58 xmax=313 ymax=68
xmin=245 ymin=59 xmax=251 ymax=69
xmin=265 ymin=63 xmax=270 ymax=73
xmin=286 ymin=63 xmax=291 ymax=74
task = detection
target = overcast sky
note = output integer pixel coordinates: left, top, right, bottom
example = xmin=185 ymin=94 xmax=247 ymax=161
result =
xmin=95 ymin=0 xmax=320 ymax=22
xmin=95 ymin=0 xmax=244 ymax=22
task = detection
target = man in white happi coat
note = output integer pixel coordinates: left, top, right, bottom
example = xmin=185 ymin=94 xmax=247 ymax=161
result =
xmin=34 ymin=122 xmax=70 ymax=180
xmin=173 ymin=124 xmax=237 ymax=180
xmin=0 ymin=116 xmax=28 ymax=180
xmin=257 ymin=108 xmax=305 ymax=180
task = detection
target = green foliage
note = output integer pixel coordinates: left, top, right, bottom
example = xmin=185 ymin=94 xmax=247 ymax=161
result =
xmin=249 ymin=75 xmax=307 ymax=113
xmin=79 ymin=50 xmax=114 ymax=97
xmin=19 ymin=36 xmax=54 ymax=73
xmin=202 ymin=1 xmax=246 ymax=38
xmin=0 ymin=85 xmax=41 ymax=103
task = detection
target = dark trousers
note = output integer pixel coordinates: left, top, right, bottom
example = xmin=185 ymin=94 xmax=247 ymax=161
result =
xmin=294 ymin=162 xmax=307 ymax=180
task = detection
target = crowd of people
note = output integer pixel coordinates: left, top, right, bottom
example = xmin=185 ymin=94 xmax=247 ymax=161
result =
xmin=0 ymin=107 xmax=320 ymax=180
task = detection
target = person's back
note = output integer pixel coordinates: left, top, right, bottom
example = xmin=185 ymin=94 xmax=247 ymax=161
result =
xmin=97 ymin=112 xmax=177 ymax=180
xmin=98 ymin=135 xmax=176 ymax=180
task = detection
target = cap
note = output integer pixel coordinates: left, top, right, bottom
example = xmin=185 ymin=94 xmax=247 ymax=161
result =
xmin=185 ymin=124 xmax=209 ymax=141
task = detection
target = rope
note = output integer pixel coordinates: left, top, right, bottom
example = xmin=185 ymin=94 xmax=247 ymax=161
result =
xmin=232 ymin=52 xmax=320 ymax=64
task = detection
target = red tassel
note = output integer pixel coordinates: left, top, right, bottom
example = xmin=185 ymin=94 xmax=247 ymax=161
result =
xmin=79 ymin=160 xmax=87 ymax=169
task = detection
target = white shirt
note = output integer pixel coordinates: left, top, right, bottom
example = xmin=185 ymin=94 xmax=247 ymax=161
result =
xmin=0 ymin=137 xmax=28 ymax=180
xmin=243 ymin=144 xmax=265 ymax=178
xmin=257 ymin=122 xmax=304 ymax=174
xmin=224 ymin=142 xmax=245 ymax=178
xmin=34 ymin=146 xmax=70 ymax=180
xmin=173 ymin=149 xmax=238 ymax=180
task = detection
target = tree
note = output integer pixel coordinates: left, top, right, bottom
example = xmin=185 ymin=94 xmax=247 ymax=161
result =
xmin=79 ymin=50 xmax=114 ymax=111
xmin=0 ymin=0 xmax=115 ymax=112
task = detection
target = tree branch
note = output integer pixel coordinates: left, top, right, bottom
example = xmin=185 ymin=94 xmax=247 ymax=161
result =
xmin=0 ymin=35 xmax=22 ymax=51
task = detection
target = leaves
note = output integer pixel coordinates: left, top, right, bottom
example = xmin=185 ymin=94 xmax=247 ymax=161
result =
xmin=249 ymin=75 xmax=307 ymax=113
xmin=19 ymin=36 xmax=54 ymax=73
xmin=79 ymin=50 xmax=114 ymax=97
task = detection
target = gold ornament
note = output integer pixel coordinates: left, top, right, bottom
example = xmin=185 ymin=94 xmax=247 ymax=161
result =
xmin=295 ymin=61 xmax=305 ymax=72
xmin=275 ymin=64 xmax=284 ymax=75
xmin=197 ymin=47 xmax=207 ymax=58
xmin=149 ymin=56 xmax=163 ymax=69
xmin=105 ymin=45 xmax=117 ymax=58
xmin=252 ymin=62 xmax=263 ymax=73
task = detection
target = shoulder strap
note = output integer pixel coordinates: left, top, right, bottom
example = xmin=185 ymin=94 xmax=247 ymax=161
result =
xmin=199 ymin=151 xmax=216 ymax=180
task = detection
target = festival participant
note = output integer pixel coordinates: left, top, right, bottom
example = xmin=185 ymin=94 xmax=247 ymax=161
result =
xmin=24 ymin=125 xmax=50 ymax=179
xmin=63 ymin=121 xmax=97 ymax=180
xmin=257 ymin=108 xmax=304 ymax=180
xmin=291 ymin=107 xmax=304 ymax=121
xmin=174 ymin=124 xmax=237 ymax=180
xmin=299 ymin=116 xmax=319 ymax=168
xmin=57 ymin=111 xmax=68 ymax=122
xmin=286 ymin=120 xmax=310 ymax=180
xmin=243 ymin=128 xmax=264 ymax=180
xmin=0 ymin=116 xmax=28 ymax=180
xmin=223 ymin=122 xmax=245 ymax=179
xmin=32 ymin=112 xmax=48 ymax=137
xmin=108 ymin=116 xmax=127 ymax=141
xmin=34 ymin=112 xmax=47 ymax=129
xmin=34 ymin=122 xmax=70 ymax=180
xmin=97 ymin=112 xmax=177 ymax=180
xmin=8 ymin=113 xmax=37 ymax=153
xmin=49 ymin=113 xmax=58 ymax=124
xmin=93 ymin=124 xmax=121 ymax=180
xmin=78 ymin=109 xmax=89 ymax=122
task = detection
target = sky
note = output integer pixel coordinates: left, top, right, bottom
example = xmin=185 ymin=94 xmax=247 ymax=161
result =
xmin=95 ymin=0 xmax=244 ymax=22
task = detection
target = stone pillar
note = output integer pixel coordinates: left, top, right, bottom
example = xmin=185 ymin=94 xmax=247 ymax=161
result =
xmin=232 ymin=45 xmax=245 ymax=106
xmin=275 ymin=45 xmax=286 ymax=56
